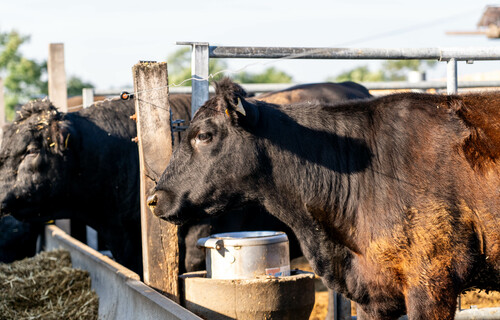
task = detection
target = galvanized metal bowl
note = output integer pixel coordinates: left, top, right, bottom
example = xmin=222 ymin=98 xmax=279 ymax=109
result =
xmin=196 ymin=231 xmax=290 ymax=280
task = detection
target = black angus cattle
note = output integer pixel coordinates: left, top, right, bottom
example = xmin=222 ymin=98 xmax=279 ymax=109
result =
xmin=149 ymin=78 xmax=500 ymax=320
xmin=0 ymin=82 xmax=371 ymax=279
xmin=183 ymin=82 xmax=373 ymax=275
xmin=0 ymin=94 xmax=197 ymax=269
xmin=0 ymin=94 xmax=197 ymax=272
xmin=0 ymin=98 xmax=143 ymax=272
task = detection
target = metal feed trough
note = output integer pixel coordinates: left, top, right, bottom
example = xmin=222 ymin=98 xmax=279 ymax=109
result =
xmin=44 ymin=225 xmax=201 ymax=320
xmin=178 ymin=42 xmax=500 ymax=320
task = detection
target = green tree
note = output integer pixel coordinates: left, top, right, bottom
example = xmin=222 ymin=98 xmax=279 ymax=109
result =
xmin=329 ymin=60 xmax=437 ymax=83
xmin=381 ymin=60 xmax=437 ymax=81
xmin=0 ymin=30 xmax=46 ymax=120
xmin=330 ymin=65 xmax=385 ymax=82
xmin=166 ymin=48 xmax=293 ymax=86
xmin=233 ymin=67 xmax=292 ymax=84
xmin=67 ymin=76 xmax=94 ymax=96
xmin=0 ymin=30 xmax=94 ymax=120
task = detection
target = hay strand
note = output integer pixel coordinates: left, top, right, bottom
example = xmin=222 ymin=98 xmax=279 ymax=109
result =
xmin=0 ymin=249 xmax=98 ymax=320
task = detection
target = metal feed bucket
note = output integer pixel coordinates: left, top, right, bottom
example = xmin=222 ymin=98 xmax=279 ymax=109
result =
xmin=196 ymin=231 xmax=290 ymax=280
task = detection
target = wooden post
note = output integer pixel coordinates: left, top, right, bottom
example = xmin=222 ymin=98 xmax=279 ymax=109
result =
xmin=48 ymin=43 xmax=70 ymax=234
xmin=82 ymin=88 xmax=94 ymax=108
xmin=48 ymin=43 xmax=68 ymax=112
xmin=133 ymin=62 xmax=179 ymax=302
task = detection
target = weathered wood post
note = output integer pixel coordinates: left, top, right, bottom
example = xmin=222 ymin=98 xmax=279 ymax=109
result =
xmin=133 ymin=61 xmax=179 ymax=302
xmin=47 ymin=43 xmax=68 ymax=112
xmin=48 ymin=43 xmax=71 ymax=234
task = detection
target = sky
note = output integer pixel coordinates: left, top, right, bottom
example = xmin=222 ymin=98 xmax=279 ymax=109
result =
xmin=1 ymin=0 xmax=499 ymax=90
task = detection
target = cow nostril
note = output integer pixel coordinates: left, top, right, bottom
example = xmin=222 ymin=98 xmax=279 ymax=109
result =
xmin=147 ymin=194 xmax=158 ymax=208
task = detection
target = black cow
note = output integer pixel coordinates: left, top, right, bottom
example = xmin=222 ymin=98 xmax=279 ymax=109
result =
xmin=149 ymin=78 xmax=500 ymax=320
xmin=0 ymin=94 xmax=193 ymax=266
xmin=0 ymin=98 xmax=143 ymax=272
xmin=0 ymin=94 xmax=202 ymax=271
xmin=0 ymin=82 xmax=370 ymax=279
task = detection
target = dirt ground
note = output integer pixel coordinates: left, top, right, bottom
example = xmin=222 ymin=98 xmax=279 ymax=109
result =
xmin=290 ymin=257 xmax=500 ymax=320
xmin=308 ymin=289 xmax=500 ymax=320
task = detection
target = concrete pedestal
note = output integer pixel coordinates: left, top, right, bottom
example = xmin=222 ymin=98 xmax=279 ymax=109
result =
xmin=180 ymin=270 xmax=315 ymax=320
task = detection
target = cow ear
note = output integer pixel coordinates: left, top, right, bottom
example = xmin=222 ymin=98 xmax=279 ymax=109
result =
xmin=230 ymin=98 xmax=259 ymax=128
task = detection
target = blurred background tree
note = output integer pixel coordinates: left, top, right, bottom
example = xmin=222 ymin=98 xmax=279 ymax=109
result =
xmin=0 ymin=30 xmax=46 ymax=120
xmin=67 ymin=76 xmax=94 ymax=97
xmin=332 ymin=65 xmax=386 ymax=82
xmin=0 ymin=30 xmax=94 ymax=120
xmin=233 ymin=67 xmax=292 ymax=83
xmin=329 ymin=60 xmax=437 ymax=82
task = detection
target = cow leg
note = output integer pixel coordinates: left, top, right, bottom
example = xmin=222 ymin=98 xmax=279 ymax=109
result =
xmin=405 ymin=285 xmax=457 ymax=320
xmin=355 ymin=301 xmax=406 ymax=320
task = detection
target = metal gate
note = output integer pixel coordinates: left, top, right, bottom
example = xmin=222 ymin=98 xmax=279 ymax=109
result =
xmin=178 ymin=42 xmax=500 ymax=117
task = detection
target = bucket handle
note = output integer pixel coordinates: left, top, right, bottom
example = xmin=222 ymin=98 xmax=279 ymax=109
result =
xmin=196 ymin=237 xmax=224 ymax=250
xmin=196 ymin=237 xmax=236 ymax=263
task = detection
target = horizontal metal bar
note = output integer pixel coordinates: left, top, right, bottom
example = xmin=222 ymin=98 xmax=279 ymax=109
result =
xmin=364 ymin=80 xmax=500 ymax=90
xmin=93 ymin=80 xmax=500 ymax=97
xmin=207 ymin=46 xmax=500 ymax=61
xmin=177 ymin=41 xmax=209 ymax=46
xmin=242 ymin=81 xmax=500 ymax=91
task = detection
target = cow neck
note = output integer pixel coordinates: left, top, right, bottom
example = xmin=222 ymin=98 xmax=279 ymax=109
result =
xmin=255 ymin=103 xmax=375 ymax=257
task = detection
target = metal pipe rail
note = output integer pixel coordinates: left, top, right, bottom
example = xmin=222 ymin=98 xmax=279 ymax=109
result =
xmin=176 ymin=42 xmax=500 ymax=116
xmin=206 ymin=46 xmax=500 ymax=61
xmin=92 ymin=80 xmax=500 ymax=98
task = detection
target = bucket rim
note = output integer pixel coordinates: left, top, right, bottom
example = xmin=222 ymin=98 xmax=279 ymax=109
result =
xmin=199 ymin=231 xmax=289 ymax=247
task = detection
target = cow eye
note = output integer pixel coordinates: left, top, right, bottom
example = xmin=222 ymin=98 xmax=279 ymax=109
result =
xmin=26 ymin=146 xmax=39 ymax=155
xmin=196 ymin=132 xmax=212 ymax=143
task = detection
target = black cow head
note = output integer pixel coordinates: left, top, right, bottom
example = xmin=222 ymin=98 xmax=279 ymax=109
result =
xmin=149 ymin=78 xmax=262 ymax=225
xmin=0 ymin=99 xmax=76 ymax=222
